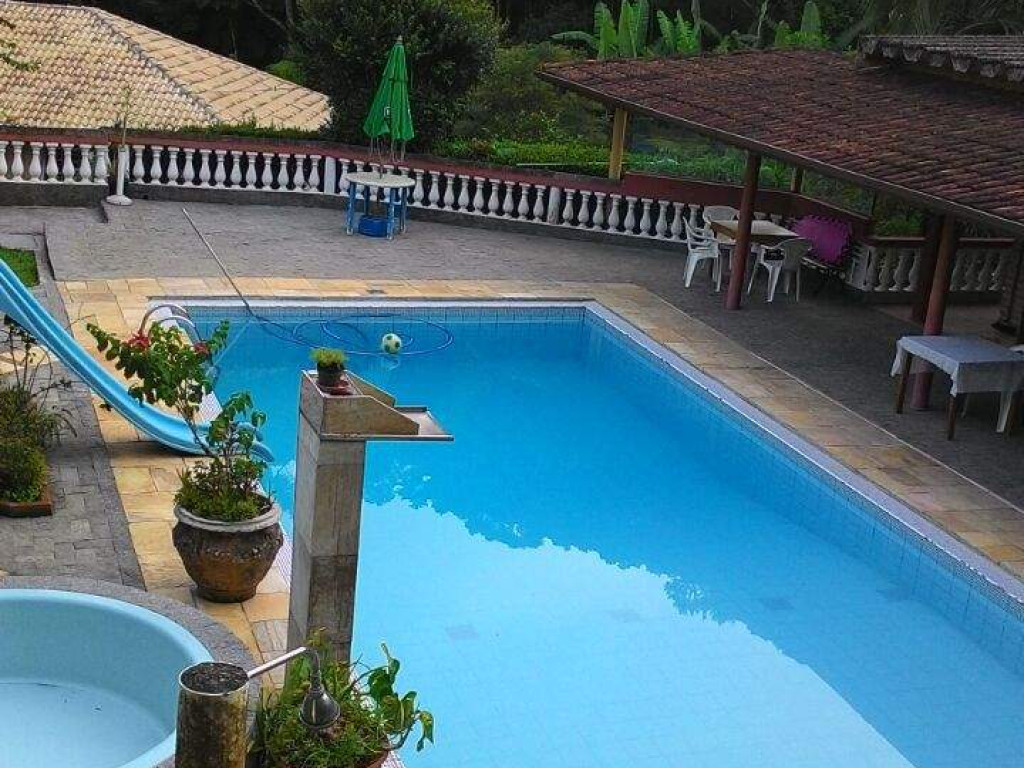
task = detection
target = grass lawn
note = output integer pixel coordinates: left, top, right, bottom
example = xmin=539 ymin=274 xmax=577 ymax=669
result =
xmin=0 ymin=247 xmax=38 ymax=287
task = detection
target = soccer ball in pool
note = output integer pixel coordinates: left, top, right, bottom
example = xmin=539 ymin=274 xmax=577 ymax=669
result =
xmin=381 ymin=332 xmax=403 ymax=355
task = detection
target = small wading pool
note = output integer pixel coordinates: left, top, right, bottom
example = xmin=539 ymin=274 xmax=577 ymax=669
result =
xmin=194 ymin=300 xmax=1024 ymax=768
xmin=0 ymin=589 xmax=211 ymax=768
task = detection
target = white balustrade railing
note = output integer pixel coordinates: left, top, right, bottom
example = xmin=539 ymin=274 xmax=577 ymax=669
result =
xmin=0 ymin=140 xmax=109 ymax=184
xmin=847 ymin=240 xmax=1015 ymax=296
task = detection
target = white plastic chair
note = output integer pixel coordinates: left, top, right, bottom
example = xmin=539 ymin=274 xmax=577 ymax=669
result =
xmin=684 ymin=218 xmax=723 ymax=290
xmin=702 ymin=205 xmax=739 ymax=226
xmin=747 ymin=237 xmax=811 ymax=302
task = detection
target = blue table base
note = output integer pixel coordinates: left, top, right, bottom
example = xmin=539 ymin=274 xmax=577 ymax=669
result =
xmin=345 ymin=181 xmax=409 ymax=239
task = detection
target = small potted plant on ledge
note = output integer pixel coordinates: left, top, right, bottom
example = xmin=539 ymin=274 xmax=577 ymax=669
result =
xmin=311 ymin=347 xmax=352 ymax=394
xmin=0 ymin=316 xmax=74 ymax=517
xmin=252 ymin=640 xmax=434 ymax=768
xmin=88 ymin=320 xmax=282 ymax=602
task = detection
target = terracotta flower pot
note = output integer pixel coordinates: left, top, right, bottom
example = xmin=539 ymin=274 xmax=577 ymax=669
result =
xmin=316 ymin=364 xmax=344 ymax=390
xmin=172 ymin=503 xmax=283 ymax=603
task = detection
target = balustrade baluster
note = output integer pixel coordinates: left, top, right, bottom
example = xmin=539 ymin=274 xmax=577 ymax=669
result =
xmin=892 ymin=249 xmax=914 ymax=291
xmin=532 ymin=185 xmax=546 ymax=220
xmin=655 ymin=201 xmax=669 ymax=237
xmin=198 ymin=149 xmax=212 ymax=186
xmin=275 ymin=153 xmax=290 ymax=190
xmin=229 ymin=151 xmax=243 ymax=187
xmin=260 ymin=152 xmax=274 ymax=188
xmin=59 ymin=143 xmax=75 ymax=182
xmin=428 ymin=171 xmax=440 ymax=207
xmin=212 ymin=150 xmax=227 ymax=188
xmin=607 ymin=194 xmax=622 ymax=231
xmin=442 ymin=173 xmax=456 ymax=209
xmin=42 ymin=143 xmax=57 ymax=182
xmin=308 ymin=155 xmax=321 ymax=192
xmin=471 ymin=176 xmax=485 ymax=213
xmin=670 ymin=203 xmax=684 ymax=240
xmin=623 ymin=197 xmax=638 ymax=233
xmin=148 ymin=145 xmax=164 ymax=184
xmin=486 ymin=179 xmax=500 ymax=215
xmin=10 ymin=141 xmax=24 ymax=180
xmin=131 ymin=145 xmax=145 ymax=183
xmin=638 ymin=199 xmax=653 ymax=235
xmin=516 ymin=185 xmax=532 ymax=219
xmin=457 ymin=175 xmax=470 ymax=210
xmin=293 ymin=154 xmax=307 ymax=190
xmin=561 ymin=189 xmax=576 ymax=226
xmin=166 ymin=148 xmax=181 ymax=184
xmin=499 ymin=181 xmax=516 ymax=217
xmin=0 ymin=141 xmax=9 ymax=180
xmin=182 ymin=149 xmax=196 ymax=185
xmin=26 ymin=143 xmax=43 ymax=182
xmin=592 ymin=193 xmax=606 ymax=229
xmin=90 ymin=145 xmax=106 ymax=183
xmin=577 ymin=191 xmax=591 ymax=228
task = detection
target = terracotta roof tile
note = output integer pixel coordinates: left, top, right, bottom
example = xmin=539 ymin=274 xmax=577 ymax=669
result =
xmin=540 ymin=49 xmax=1024 ymax=235
xmin=861 ymin=35 xmax=1024 ymax=84
xmin=0 ymin=1 xmax=328 ymax=131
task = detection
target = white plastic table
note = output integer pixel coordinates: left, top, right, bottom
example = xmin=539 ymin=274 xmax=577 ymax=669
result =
xmin=344 ymin=171 xmax=415 ymax=239
xmin=891 ymin=335 xmax=1024 ymax=438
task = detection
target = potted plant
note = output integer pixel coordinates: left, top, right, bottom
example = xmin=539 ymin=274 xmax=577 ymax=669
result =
xmin=0 ymin=316 xmax=74 ymax=516
xmin=252 ymin=640 xmax=434 ymax=768
xmin=0 ymin=438 xmax=50 ymax=517
xmin=311 ymin=347 xmax=348 ymax=391
xmin=87 ymin=320 xmax=282 ymax=602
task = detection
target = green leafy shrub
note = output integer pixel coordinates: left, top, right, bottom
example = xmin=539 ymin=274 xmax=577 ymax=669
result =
xmin=87 ymin=321 xmax=271 ymax=523
xmin=294 ymin=0 xmax=501 ymax=149
xmin=265 ymin=59 xmax=306 ymax=86
xmin=311 ymin=348 xmax=347 ymax=369
xmin=253 ymin=641 xmax=434 ymax=768
xmin=0 ymin=439 xmax=47 ymax=503
xmin=0 ymin=317 xmax=74 ymax=449
xmin=452 ymin=43 xmax=607 ymax=144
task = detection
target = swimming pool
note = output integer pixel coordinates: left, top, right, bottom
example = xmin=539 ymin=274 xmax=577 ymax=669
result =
xmin=194 ymin=301 xmax=1024 ymax=768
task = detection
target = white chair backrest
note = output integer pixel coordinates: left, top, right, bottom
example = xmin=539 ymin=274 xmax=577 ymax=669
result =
xmin=703 ymin=205 xmax=739 ymax=225
xmin=770 ymin=238 xmax=812 ymax=270
xmin=684 ymin=217 xmax=715 ymax=250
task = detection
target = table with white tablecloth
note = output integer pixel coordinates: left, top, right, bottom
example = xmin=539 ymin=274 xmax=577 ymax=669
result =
xmin=890 ymin=335 xmax=1024 ymax=438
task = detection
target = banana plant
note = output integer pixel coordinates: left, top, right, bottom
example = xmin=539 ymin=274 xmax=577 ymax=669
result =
xmin=653 ymin=10 xmax=701 ymax=54
xmin=552 ymin=0 xmax=651 ymax=59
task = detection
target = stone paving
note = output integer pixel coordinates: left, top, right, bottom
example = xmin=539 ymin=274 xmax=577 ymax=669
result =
xmin=2 ymin=199 xmax=1024 ymax=663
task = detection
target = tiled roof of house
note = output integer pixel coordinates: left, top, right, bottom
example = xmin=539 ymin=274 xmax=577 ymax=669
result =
xmin=861 ymin=35 xmax=1024 ymax=85
xmin=539 ymin=49 xmax=1024 ymax=236
xmin=0 ymin=1 xmax=329 ymax=131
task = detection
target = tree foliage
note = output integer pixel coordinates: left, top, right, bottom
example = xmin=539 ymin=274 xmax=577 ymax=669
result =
xmin=294 ymin=0 xmax=500 ymax=148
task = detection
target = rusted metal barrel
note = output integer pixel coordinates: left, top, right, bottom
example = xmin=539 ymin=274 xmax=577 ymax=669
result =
xmin=175 ymin=661 xmax=249 ymax=768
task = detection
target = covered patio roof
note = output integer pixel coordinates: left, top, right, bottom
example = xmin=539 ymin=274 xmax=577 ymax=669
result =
xmin=539 ymin=49 xmax=1024 ymax=238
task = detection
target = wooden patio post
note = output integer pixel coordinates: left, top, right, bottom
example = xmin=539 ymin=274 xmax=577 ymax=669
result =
xmin=911 ymin=215 xmax=959 ymax=409
xmin=608 ymin=108 xmax=629 ymax=181
xmin=725 ymin=152 xmax=762 ymax=310
xmin=911 ymin=214 xmax=942 ymax=324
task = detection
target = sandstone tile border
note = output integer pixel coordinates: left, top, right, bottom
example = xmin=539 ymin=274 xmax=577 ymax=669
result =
xmin=57 ymin=277 xmax=1024 ymax=660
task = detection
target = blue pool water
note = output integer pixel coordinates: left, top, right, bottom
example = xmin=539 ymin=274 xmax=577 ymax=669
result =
xmin=198 ymin=303 xmax=1024 ymax=768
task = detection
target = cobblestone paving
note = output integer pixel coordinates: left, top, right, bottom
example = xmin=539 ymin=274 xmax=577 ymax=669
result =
xmin=0 ymin=249 xmax=142 ymax=584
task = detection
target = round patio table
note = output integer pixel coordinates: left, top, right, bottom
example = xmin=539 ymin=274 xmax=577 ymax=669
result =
xmin=344 ymin=171 xmax=416 ymax=240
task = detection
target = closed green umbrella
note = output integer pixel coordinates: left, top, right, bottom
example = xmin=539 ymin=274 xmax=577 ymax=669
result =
xmin=363 ymin=37 xmax=415 ymax=159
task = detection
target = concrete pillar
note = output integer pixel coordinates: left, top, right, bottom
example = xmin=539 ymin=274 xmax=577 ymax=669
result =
xmin=288 ymin=380 xmax=367 ymax=662
xmin=725 ymin=152 xmax=762 ymax=310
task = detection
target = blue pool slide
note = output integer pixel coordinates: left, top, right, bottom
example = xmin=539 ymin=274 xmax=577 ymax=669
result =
xmin=0 ymin=259 xmax=271 ymax=460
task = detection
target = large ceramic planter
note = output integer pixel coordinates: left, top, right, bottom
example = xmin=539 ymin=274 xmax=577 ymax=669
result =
xmin=172 ymin=504 xmax=283 ymax=603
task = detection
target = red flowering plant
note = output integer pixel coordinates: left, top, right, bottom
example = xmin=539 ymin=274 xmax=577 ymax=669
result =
xmin=87 ymin=320 xmax=271 ymax=522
